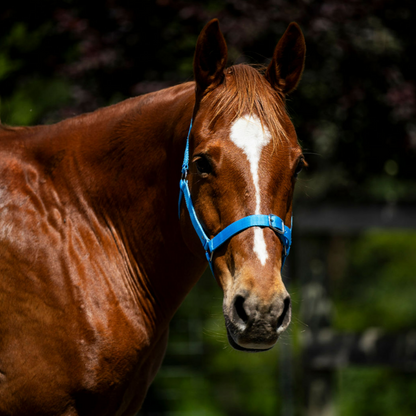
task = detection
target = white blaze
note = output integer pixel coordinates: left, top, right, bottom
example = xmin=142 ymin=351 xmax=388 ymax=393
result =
xmin=230 ymin=115 xmax=271 ymax=265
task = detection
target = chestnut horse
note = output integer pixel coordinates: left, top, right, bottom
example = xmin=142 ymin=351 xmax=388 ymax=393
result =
xmin=0 ymin=19 xmax=305 ymax=416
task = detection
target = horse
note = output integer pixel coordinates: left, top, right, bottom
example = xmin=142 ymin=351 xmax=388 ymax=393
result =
xmin=0 ymin=19 xmax=306 ymax=416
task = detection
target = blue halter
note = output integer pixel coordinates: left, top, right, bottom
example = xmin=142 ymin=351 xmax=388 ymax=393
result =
xmin=178 ymin=119 xmax=292 ymax=275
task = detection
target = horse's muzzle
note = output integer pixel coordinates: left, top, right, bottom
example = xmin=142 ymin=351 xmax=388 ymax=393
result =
xmin=224 ymin=293 xmax=291 ymax=352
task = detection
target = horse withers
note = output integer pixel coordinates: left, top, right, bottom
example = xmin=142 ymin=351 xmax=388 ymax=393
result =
xmin=0 ymin=19 xmax=306 ymax=416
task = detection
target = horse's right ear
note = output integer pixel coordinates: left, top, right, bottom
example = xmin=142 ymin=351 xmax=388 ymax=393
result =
xmin=194 ymin=19 xmax=228 ymax=97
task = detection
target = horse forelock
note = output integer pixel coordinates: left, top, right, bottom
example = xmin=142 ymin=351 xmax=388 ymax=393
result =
xmin=204 ymin=64 xmax=289 ymax=145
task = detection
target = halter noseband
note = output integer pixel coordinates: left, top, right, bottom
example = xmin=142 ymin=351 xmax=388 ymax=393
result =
xmin=178 ymin=119 xmax=292 ymax=275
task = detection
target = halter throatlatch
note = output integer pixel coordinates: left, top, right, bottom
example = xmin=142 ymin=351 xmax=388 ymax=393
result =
xmin=178 ymin=119 xmax=292 ymax=275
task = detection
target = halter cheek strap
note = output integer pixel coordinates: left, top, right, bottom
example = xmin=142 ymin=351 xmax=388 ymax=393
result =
xmin=178 ymin=119 xmax=292 ymax=275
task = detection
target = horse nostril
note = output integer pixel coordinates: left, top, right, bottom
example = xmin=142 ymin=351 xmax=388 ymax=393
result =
xmin=234 ymin=295 xmax=249 ymax=324
xmin=277 ymin=296 xmax=291 ymax=329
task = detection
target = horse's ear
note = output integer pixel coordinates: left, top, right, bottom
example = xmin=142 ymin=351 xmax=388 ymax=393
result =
xmin=265 ymin=22 xmax=306 ymax=95
xmin=194 ymin=19 xmax=228 ymax=96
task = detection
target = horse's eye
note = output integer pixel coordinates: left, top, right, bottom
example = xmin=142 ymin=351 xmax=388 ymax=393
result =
xmin=195 ymin=156 xmax=212 ymax=176
xmin=294 ymin=158 xmax=305 ymax=178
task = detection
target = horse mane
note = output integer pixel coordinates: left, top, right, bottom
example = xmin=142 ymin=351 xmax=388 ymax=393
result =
xmin=206 ymin=64 xmax=289 ymax=144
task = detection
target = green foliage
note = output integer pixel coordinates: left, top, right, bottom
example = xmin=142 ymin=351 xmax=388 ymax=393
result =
xmin=333 ymin=231 xmax=416 ymax=332
xmin=337 ymin=367 xmax=416 ymax=416
xmin=1 ymin=77 xmax=70 ymax=126
xmin=0 ymin=52 xmax=21 ymax=80
xmin=0 ymin=19 xmax=72 ymax=125
xmin=4 ymin=21 xmax=52 ymax=53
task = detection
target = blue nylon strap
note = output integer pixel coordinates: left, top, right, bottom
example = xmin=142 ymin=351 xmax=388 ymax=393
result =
xmin=179 ymin=177 xmax=292 ymax=271
xmin=179 ymin=179 xmax=210 ymax=248
xmin=206 ymin=213 xmax=291 ymax=266
xmin=178 ymin=119 xmax=293 ymax=274
xmin=181 ymin=119 xmax=193 ymax=177
xmin=178 ymin=119 xmax=193 ymax=217
xmin=209 ymin=215 xmax=280 ymax=253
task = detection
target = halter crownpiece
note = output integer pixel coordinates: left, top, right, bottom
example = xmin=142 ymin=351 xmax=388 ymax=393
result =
xmin=178 ymin=119 xmax=292 ymax=275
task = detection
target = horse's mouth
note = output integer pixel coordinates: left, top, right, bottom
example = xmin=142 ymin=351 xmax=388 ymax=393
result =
xmin=226 ymin=328 xmax=274 ymax=353
xmin=224 ymin=313 xmax=279 ymax=352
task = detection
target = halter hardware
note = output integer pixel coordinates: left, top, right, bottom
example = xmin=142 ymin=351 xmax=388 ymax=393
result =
xmin=178 ymin=119 xmax=292 ymax=276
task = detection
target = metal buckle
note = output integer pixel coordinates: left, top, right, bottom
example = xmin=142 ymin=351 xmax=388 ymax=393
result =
xmin=269 ymin=214 xmax=284 ymax=234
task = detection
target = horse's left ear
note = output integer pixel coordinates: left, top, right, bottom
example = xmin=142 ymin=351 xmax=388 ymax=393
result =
xmin=265 ymin=22 xmax=306 ymax=95
xmin=194 ymin=19 xmax=228 ymax=97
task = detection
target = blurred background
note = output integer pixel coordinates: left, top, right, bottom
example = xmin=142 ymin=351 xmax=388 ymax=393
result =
xmin=1 ymin=1 xmax=415 ymax=415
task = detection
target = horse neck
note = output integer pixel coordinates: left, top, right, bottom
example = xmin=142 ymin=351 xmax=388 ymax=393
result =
xmin=38 ymin=83 xmax=207 ymax=330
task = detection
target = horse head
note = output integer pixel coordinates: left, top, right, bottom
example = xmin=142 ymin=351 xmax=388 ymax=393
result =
xmin=179 ymin=20 xmax=306 ymax=352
